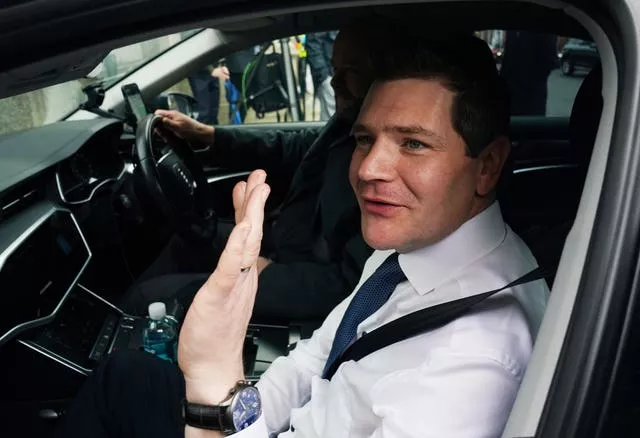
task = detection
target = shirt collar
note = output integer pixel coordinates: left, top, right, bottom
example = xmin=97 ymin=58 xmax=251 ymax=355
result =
xmin=398 ymin=202 xmax=507 ymax=295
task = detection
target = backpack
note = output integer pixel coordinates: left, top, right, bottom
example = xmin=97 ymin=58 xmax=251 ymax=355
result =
xmin=242 ymin=43 xmax=290 ymax=118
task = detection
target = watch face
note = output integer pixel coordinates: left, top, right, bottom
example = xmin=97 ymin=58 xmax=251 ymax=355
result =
xmin=230 ymin=386 xmax=261 ymax=431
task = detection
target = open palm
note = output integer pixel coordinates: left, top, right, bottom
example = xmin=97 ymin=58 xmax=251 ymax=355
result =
xmin=178 ymin=170 xmax=270 ymax=398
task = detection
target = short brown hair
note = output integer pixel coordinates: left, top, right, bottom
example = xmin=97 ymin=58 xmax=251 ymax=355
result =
xmin=373 ymin=32 xmax=510 ymax=157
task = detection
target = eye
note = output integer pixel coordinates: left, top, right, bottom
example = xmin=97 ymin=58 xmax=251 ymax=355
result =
xmin=403 ymin=139 xmax=428 ymax=151
xmin=354 ymin=134 xmax=374 ymax=149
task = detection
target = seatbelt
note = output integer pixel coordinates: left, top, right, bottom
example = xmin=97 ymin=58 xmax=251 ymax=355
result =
xmin=324 ymin=267 xmax=549 ymax=380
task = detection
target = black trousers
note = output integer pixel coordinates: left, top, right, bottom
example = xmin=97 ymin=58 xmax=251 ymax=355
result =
xmin=55 ymin=350 xmax=185 ymax=438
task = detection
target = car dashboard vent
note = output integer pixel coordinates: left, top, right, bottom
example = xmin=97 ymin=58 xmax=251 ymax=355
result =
xmin=0 ymin=183 xmax=46 ymax=222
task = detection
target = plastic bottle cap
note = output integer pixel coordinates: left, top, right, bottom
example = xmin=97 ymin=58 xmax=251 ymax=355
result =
xmin=148 ymin=302 xmax=167 ymax=320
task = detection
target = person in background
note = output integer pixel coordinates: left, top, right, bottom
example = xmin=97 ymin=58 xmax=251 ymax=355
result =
xmin=187 ymin=65 xmax=229 ymax=125
xmin=500 ymin=31 xmax=557 ymax=115
xmin=305 ymin=31 xmax=338 ymax=120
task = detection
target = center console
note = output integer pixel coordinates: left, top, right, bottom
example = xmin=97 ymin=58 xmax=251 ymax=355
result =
xmin=0 ymin=202 xmax=294 ymax=385
xmin=19 ymin=283 xmax=295 ymax=380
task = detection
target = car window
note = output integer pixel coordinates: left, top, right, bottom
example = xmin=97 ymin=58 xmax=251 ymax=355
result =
xmin=0 ymin=30 xmax=200 ymax=136
xmin=163 ymin=30 xmax=599 ymax=128
xmin=161 ymin=32 xmax=337 ymax=126
xmin=477 ymin=30 xmax=600 ymax=117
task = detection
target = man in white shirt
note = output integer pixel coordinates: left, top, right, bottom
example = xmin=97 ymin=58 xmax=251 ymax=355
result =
xmin=56 ymin=33 xmax=548 ymax=438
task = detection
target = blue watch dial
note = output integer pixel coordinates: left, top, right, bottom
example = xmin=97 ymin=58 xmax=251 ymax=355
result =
xmin=231 ymin=386 xmax=261 ymax=431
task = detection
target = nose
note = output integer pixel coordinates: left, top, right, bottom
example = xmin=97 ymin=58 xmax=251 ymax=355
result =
xmin=357 ymin=139 xmax=397 ymax=183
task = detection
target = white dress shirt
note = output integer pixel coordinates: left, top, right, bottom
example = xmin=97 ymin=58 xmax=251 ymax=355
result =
xmin=233 ymin=202 xmax=549 ymax=437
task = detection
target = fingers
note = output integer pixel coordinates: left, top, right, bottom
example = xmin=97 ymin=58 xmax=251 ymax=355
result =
xmin=162 ymin=117 xmax=182 ymax=130
xmin=233 ymin=170 xmax=266 ymax=224
xmin=211 ymin=177 xmax=270 ymax=291
xmin=241 ymin=183 xmax=270 ymax=268
xmin=154 ymin=110 xmax=201 ymax=141
xmin=212 ymin=66 xmax=231 ymax=80
xmin=232 ymin=181 xmax=247 ymax=224
xmin=155 ymin=109 xmax=178 ymax=119
xmin=155 ymin=109 xmax=192 ymax=125
xmin=210 ymin=222 xmax=252 ymax=292
xmin=159 ymin=119 xmax=184 ymax=139
xmin=155 ymin=110 xmax=181 ymax=130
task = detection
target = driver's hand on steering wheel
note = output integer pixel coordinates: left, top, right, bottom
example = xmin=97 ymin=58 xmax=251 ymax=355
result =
xmin=155 ymin=109 xmax=215 ymax=145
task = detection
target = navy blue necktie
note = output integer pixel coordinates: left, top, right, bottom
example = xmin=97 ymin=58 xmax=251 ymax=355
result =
xmin=322 ymin=252 xmax=407 ymax=378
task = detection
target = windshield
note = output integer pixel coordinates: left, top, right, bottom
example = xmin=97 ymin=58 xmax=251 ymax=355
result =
xmin=0 ymin=30 xmax=199 ymax=136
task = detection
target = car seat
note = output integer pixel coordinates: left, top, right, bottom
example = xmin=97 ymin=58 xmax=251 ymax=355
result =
xmin=507 ymin=64 xmax=603 ymax=284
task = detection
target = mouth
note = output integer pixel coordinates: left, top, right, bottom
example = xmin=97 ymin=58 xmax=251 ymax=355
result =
xmin=361 ymin=196 xmax=402 ymax=217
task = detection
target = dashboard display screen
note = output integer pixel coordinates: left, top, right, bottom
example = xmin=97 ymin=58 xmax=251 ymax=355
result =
xmin=0 ymin=211 xmax=89 ymax=339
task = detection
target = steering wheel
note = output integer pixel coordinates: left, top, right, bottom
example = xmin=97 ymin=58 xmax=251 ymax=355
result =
xmin=134 ymin=114 xmax=217 ymax=243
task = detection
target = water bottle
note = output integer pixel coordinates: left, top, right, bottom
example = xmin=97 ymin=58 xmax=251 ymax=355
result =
xmin=143 ymin=302 xmax=177 ymax=363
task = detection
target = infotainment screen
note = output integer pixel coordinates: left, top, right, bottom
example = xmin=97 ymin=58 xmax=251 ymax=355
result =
xmin=0 ymin=210 xmax=90 ymax=341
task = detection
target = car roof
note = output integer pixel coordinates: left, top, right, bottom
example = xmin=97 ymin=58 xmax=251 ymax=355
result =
xmin=0 ymin=0 xmax=593 ymax=98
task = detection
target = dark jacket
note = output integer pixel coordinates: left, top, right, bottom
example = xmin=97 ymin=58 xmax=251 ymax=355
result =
xmin=225 ymin=48 xmax=255 ymax=74
xmin=305 ymin=32 xmax=337 ymax=88
xmin=212 ymin=117 xmax=372 ymax=320
xmin=500 ymin=31 xmax=557 ymax=115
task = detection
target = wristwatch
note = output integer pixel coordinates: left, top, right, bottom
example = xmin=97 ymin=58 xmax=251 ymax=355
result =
xmin=182 ymin=380 xmax=261 ymax=435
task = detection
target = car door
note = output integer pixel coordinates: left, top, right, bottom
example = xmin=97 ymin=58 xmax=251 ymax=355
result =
xmin=503 ymin=0 xmax=640 ymax=436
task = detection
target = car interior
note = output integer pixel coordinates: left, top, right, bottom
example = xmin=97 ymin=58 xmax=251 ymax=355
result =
xmin=0 ymin=1 xmax=610 ymax=436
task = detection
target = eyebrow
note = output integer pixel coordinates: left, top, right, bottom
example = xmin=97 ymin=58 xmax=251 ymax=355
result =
xmin=352 ymin=123 xmax=446 ymax=147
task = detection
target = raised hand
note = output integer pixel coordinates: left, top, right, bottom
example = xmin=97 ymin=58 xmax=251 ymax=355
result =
xmin=178 ymin=170 xmax=270 ymax=405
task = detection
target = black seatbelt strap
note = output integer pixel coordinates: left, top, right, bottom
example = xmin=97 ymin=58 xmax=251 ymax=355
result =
xmin=324 ymin=267 xmax=549 ymax=380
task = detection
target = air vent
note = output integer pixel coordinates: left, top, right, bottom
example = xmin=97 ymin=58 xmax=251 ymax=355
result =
xmin=0 ymin=184 xmax=45 ymax=222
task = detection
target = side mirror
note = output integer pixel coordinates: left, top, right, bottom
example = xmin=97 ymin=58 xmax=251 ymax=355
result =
xmin=152 ymin=92 xmax=199 ymax=120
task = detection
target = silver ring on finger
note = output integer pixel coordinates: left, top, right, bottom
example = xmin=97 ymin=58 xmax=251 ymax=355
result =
xmin=240 ymin=266 xmax=251 ymax=273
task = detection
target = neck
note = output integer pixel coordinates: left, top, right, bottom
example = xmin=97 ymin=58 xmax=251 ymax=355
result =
xmin=470 ymin=195 xmax=495 ymax=218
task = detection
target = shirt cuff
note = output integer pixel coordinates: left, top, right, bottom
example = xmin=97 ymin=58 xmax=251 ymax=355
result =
xmin=227 ymin=413 xmax=269 ymax=438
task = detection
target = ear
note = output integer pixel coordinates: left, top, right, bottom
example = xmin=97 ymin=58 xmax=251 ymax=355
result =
xmin=475 ymin=136 xmax=511 ymax=197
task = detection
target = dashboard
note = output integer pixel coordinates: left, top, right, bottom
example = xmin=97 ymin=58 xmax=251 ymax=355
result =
xmin=55 ymin=127 xmax=128 ymax=204
xmin=0 ymin=118 xmax=136 ymax=347
xmin=0 ymin=118 xmax=125 ymax=195
xmin=0 ymin=204 xmax=90 ymax=345
xmin=0 ymin=111 xmax=300 ymax=429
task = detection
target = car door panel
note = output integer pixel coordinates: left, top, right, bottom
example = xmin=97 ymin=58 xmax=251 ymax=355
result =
xmin=511 ymin=116 xmax=572 ymax=165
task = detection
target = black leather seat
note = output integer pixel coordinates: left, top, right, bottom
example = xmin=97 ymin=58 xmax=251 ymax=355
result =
xmin=506 ymin=64 xmax=603 ymax=282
